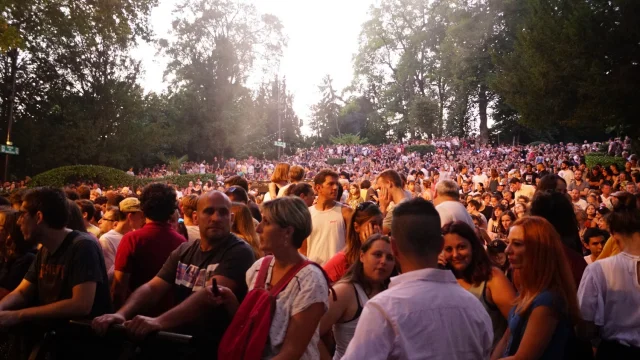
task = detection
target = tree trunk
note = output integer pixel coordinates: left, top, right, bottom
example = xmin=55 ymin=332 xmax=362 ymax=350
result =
xmin=478 ymin=84 xmax=489 ymax=144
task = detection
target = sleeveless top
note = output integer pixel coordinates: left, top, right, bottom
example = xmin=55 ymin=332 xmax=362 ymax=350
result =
xmin=468 ymin=281 xmax=507 ymax=349
xmin=333 ymin=283 xmax=368 ymax=360
xmin=307 ymin=205 xmax=346 ymax=265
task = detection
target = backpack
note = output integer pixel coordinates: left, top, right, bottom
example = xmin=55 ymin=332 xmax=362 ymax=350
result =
xmin=218 ymin=256 xmax=335 ymax=360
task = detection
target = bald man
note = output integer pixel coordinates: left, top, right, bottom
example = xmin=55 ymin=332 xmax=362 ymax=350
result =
xmin=93 ymin=191 xmax=256 ymax=357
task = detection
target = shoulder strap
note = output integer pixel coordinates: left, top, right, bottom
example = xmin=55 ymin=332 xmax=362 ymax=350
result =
xmin=270 ymin=259 xmax=311 ymax=296
xmin=255 ymin=256 xmax=273 ymax=289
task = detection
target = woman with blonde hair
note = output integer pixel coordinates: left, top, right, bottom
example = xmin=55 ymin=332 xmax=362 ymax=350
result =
xmin=492 ymin=216 xmax=585 ymax=359
xmin=266 ymin=162 xmax=290 ymax=202
xmin=346 ymin=183 xmax=364 ymax=209
xmin=230 ymin=202 xmax=262 ymax=259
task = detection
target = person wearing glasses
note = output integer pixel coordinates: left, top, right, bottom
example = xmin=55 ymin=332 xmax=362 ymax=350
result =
xmin=98 ymin=207 xmax=127 ymax=283
xmin=324 ymin=202 xmax=383 ymax=283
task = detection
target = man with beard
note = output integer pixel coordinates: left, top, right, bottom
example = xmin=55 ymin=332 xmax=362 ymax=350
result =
xmin=92 ymin=191 xmax=255 ymax=358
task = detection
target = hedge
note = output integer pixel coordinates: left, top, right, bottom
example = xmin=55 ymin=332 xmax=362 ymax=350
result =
xmin=327 ymin=158 xmax=346 ymax=165
xmin=29 ymin=165 xmax=216 ymax=189
xmin=585 ymin=153 xmax=626 ymax=170
xmin=405 ymin=144 xmax=436 ymax=155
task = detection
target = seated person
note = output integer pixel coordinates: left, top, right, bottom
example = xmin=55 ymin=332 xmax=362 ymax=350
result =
xmin=92 ymin=191 xmax=255 ymax=359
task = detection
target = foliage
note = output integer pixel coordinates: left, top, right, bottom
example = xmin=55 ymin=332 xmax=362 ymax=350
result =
xmin=330 ymin=134 xmax=368 ymax=145
xmin=327 ymin=158 xmax=346 ymax=165
xmin=28 ymin=165 xmax=217 ymax=189
xmin=29 ymin=166 xmax=137 ymax=188
xmin=585 ymin=153 xmax=627 ymax=170
xmin=157 ymin=154 xmax=189 ymax=173
xmin=528 ymin=141 xmax=548 ymax=147
xmin=405 ymin=145 xmax=436 ymax=155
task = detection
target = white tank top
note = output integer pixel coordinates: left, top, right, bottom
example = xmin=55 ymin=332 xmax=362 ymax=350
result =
xmin=307 ymin=205 xmax=346 ymax=265
xmin=333 ymin=283 xmax=369 ymax=360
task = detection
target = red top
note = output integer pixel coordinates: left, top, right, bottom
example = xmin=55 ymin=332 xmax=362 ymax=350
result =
xmin=323 ymin=251 xmax=349 ymax=284
xmin=115 ymin=222 xmax=186 ymax=292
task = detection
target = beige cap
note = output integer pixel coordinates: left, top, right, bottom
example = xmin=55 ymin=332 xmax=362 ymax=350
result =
xmin=119 ymin=197 xmax=141 ymax=213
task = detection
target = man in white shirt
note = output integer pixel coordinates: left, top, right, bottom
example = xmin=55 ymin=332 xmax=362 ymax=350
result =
xmin=509 ymin=177 xmax=535 ymax=201
xmin=342 ymin=198 xmax=493 ymax=360
xmin=433 ymin=180 xmax=474 ymax=228
xmin=472 ymin=167 xmax=488 ymax=192
xmin=559 ymin=160 xmax=575 ymax=185
xmin=98 ymin=204 xmax=139 ymax=282
xmin=570 ymin=188 xmax=588 ymax=211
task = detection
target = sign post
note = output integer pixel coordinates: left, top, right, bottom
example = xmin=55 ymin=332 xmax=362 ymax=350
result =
xmin=0 ymin=145 xmax=19 ymax=155
xmin=273 ymin=141 xmax=286 ymax=148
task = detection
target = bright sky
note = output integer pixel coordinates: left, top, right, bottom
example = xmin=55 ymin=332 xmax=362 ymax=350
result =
xmin=133 ymin=0 xmax=376 ymax=133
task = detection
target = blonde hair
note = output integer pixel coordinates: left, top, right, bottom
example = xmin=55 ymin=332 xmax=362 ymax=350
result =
xmin=261 ymin=197 xmax=312 ymax=248
xmin=271 ymin=163 xmax=291 ymax=183
xmin=230 ymin=203 xmax=262 ymax=259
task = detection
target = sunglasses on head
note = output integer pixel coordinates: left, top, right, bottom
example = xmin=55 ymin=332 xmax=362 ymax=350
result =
xmin=356 ymin=201 xmax=377 ymax=212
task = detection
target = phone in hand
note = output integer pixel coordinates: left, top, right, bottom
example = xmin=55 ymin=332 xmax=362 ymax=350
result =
xmin=211 ymin=278 xmax=220 ymax=296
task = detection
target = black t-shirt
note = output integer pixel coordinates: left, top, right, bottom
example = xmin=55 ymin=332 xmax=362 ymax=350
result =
xmin=24 ymin=231 xmax=112 ymax=318
xmin=481 ymin=206 xmax=494 ymax=222
xmin=0 ymin=250 xmax=36 ymax=291
xmin=156 ymin=233 xmax=255 ymax=352
xmin=523 ymin=171 xmax=538 ymax=186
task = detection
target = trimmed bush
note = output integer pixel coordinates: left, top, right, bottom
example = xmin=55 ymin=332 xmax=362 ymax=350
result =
xmin=405 ymin=144 xmax=436 ymax=155
xmin=29 ymin=165 xmax=136 ymax=188
xmin=29 ymin=165 xmax=216 ymax=189
xmin=327 ymin=158 xmax=346 ymax=165
xmin=585 ymin=153 xmax=626 ymax=169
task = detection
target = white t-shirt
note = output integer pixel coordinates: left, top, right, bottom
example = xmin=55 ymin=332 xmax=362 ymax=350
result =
xmin=186 ymin=225 xmax=200 ymax=242
xmin=307 ymin=205 xmax=346 ymax=265
xmin=472 ymin=174 xmax=489 ymax=190
xmin=435 ymin=201 xmax=475 ymax=228
xmin=573 ymin=198 xmax=588 ymax=211
xmin=99 ymin=229 xmax=124 ymax=281
xmin=246 ymin=257 xmax=329 ymax=360
xmin=578 ymin=252 xmax=640 ymax=347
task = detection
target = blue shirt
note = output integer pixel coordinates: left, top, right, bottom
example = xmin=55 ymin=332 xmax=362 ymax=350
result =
xmin=505 ymin=290 xmax=572 ymax=359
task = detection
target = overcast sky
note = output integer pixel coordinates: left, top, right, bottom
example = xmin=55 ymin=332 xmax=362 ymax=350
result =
xmin=132 ymin=0 xmax=376 ymax=133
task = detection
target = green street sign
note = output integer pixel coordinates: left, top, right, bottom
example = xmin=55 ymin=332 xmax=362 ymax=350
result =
xmin=0 ymin=145 xmax=18 ymax=155
xmin=274 ymin=141 xmax=286 ymax=148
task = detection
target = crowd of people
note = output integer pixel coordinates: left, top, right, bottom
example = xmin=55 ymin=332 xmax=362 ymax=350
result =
xmin=0 ymin=136 xmax=638 ymax=359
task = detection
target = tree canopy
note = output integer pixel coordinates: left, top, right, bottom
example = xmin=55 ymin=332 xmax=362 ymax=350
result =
xmin=0 ymin=0 xmax=638 ymax=179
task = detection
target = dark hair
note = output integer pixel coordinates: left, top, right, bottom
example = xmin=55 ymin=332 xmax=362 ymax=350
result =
xmin=313 ymin=169 xmax=339 ymax=186
xmin=75 ymin=199 xmax=95 ymax=221
xmin=94 ymin=196 xmax=108 ymax=206
xmin=442 ymin=221 xmax=493 ymax=286
xmin=582 ymin=228 xmax=609 ymax=245
xmin=468 ymin=199 xmax=480 ymax=211
xmin=225 ymin=186 xmax=249 ymax=204
xmin=492 ymin=204 xmax=507 ymax=221
xmin=340 ymin=234 xmax=392 ymax=295
xmin=93 ymin=204 xmax=102 ymax=222
xmin=607 ymin=208 xmax=640 ymax=237
xmin=345 ymin=202 xmax=382 ymax=267
xmin=391 ymin=198 xmax=442 ymax=256
xmin=537 ymin=174 xmax=566 ymax=193
xmin=286 ymin=183 xmax=313 ymax=197
xmin=0 ymin=207 xmax=33 ymax=261
xmin=65 ymin=190 xmax=80 ymax=200
xmin=360 ymin=180 xmax=371 ymax=190
xmin=223 ymin=175 xmax=249 ymax=192
xmin=77 ymin=185 xmax=91 ymax=200
xmin=23 ymin=187 xmax=70 ymax=229
xmin=497 ymin=211 xmax=517 ymax=235
xmin=530 ymin=190 xmax=582 ymax=253
xmin=140 ymin=183 xmax=178 ymax=222
xmin=106 ymin=193 xmax=125 ymax=208
xmin=67 ymin=199 xmax=87 ymax=232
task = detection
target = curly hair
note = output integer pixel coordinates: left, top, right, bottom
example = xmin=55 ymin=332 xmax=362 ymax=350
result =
xmin=140 ymin=183 xmax=178 ymax=222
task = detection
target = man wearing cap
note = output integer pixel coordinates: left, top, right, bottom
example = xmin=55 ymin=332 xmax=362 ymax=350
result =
xmin=98 ymin=200 xmax=144 ymax=283
xmin=111 ymin=184 xmax=185 ymax=311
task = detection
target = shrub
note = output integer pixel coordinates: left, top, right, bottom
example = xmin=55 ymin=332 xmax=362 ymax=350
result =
xmin=405 ymin=144 xmax=435 ymax=155
xmin=29 ymin=165 xmax=136 ymax=188
xmin=327 ymin=158 xmax=346 ymax=165
xmin=29 ymin=165 xmax=216 ymax=189
xmin=585 ymin=153 xmax=626 ymax=170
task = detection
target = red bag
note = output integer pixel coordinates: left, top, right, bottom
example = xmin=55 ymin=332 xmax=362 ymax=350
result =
xmin=218 ymin=256 xmax=334 ymax=360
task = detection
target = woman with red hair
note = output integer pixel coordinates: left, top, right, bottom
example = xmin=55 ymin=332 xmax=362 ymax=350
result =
xmin=492 ymin=216 xmax=583 ymax=359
